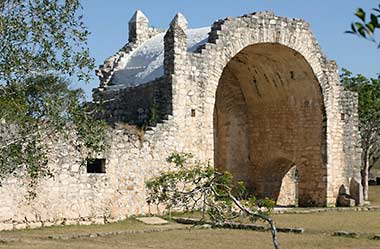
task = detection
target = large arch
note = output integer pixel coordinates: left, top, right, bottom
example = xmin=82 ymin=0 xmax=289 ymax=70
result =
xmin=213 ymin=43 xmax=327 ymax=206
xmin=184 ymin=13 xmax=352 ymax=206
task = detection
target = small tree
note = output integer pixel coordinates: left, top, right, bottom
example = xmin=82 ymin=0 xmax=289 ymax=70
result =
xmin=0 ymin=75 xmax=107 ymax=192
xmin=341 ymin=69 xmax=380 ymax=200
xmin=146 ymin=152 xmax=279 ymax=249
xmin=0 ymin=0 xmax=106 ymax=192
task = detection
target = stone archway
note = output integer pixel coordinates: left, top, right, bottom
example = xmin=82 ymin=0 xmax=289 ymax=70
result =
xmin=277 ymin=165 xmax=298 ymax=206
xmin=214 ymin=43 xmax=327 ymax=207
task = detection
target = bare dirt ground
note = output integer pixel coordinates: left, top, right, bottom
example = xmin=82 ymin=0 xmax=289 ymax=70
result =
xmin=0 ymin=186 xmax=379 ymax=249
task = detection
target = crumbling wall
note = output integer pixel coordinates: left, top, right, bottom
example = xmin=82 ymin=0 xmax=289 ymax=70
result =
xmin=0 ymin=117 xmax=193 ymax=230
xmin=0 ymin=10 xmax=363 ymax=230
xmin=93 ymin=77 xmax=172 ymax=126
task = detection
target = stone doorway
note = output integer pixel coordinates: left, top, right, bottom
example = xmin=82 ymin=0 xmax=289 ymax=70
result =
xmin=276 ymin=165 xmax=298 ymax=207
xmin=214 ymin=43 xmax=327 ymax=207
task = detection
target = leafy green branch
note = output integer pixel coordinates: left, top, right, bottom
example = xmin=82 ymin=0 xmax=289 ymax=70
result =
xmin=0 ymin=0 xmax=106 ymax=196
xmin=347 ymin=4 xmax=380 ymax=48
xmin=0 ymin=75 xmax=107 ymax=195
xmin=0 ymin=0 xmax=95 ymax=83
xmin=341 ymin=69 xmax=380 ymax=200
xmin=146 ymin=152 xmax=278 ymax=249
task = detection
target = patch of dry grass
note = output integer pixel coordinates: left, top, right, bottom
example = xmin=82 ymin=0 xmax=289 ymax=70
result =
xmin=1 ymin=188 xmax=380 ymax=249
xmin=0 ymin=218 xmax=159 ymax=239
xmin=271 ymin=211 xmax=380 ymax=235
xmin=369 ymin=185 xmax=380 ymax=206
xmin=1 ymin=228 xmax=380 ymax=249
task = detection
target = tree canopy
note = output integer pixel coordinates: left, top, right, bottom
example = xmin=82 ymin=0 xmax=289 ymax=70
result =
xmin=0 ymin=0 xmax=106 ymax=194
xmin=347 ymin=4 xmax=380 ymax=48
xmin=0 ymin=0 xmax=94 ymax=83
xmin=341 ymin=69 xmax=380 ymax=200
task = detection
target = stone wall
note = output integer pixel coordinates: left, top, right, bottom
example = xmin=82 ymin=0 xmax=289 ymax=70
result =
xmin=0 ymin=116 xmax=201 ymax=231
xmin=181 ymin=12 xmax=359 ymax=206
xmin=91 ymin=11 xmax=362 ymax=207
xmin=341 ymin=90 xmax=362 ymax=181
xmin=0 ymin=11 xmax=362 ymax=230
xmin=93 ymin=77 xmax=172 ymax=126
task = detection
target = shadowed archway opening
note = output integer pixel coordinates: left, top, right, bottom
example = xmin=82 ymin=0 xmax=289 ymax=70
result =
xmin=214 ymin=43 xmax=327 ymax=207
xmin=263 ymin=160 xmax=298 ymax=207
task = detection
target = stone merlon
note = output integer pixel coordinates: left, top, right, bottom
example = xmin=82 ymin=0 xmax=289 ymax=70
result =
xmin=128 ymin=10 xmax=149 ymax=43
xmin=169 ymin=13 xmax=188 ymax=31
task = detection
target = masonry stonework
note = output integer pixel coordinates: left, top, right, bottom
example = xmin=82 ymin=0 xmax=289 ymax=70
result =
xmin=0 ymin=10 xmax=362 ymax=230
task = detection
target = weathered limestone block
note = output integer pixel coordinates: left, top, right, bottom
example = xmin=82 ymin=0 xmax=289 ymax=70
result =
xmin=350 ymin=178 xmax=364 ymax=206
xmin=336 ymin=194 xmax=356 ymax=207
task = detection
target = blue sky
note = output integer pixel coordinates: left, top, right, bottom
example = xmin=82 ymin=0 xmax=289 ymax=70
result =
xmin=81 ymin=0 xmax=378 ymax=98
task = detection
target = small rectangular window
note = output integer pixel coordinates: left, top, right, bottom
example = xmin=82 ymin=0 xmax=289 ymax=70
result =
xmin=87 ymin=159 xmax=106 ymax=173
xmin=191 ymin=109 xmax=196 ymax=117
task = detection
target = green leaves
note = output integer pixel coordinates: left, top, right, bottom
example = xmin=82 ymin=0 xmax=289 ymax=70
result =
xmin=0 ymin=76 xmax=107 ymax=194
xmin=341 ymin=69 xmax=380 ymax=123
xmin=0 ymin=0 xmax=95 ymax=84
xmin=347 ymin=4 xmax=380 ymax=48
xmin=166 ymin=152 xmax=193 ymax=168
xmin=146 ymin=152 xmax=274 ymax=224
xmin=355 ymin=8 xmax=366 ymax=22
xmin=341 ymin=69 xmax=380 ymax=169
xmin=0 ymin=1 xmax=106 ymax=196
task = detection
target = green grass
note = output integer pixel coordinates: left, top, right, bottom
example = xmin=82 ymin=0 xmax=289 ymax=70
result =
xmin=1 ymin=187 xmax=380 ymax=249
xmin=1 ymin=227 xmax=380 ymax=249
xmin=369 ymin=185 xmax=380 ymax=206
xmin=0 ymin=218 xmax=168 ymax=239
xmin=271 ymin=211 xmax=380 ymax=235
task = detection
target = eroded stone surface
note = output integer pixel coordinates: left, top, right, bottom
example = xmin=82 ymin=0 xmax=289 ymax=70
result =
xmin=0 ymin=10 xmax=362 ymax=230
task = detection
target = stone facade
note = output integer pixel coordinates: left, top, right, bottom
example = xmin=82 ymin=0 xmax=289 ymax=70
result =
xmin=0 ymin=10 xmax=362 ymax=230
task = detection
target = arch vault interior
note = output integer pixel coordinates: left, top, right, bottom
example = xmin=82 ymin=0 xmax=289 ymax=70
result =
xmin=214 ymin=43 xmax=327 ymax=206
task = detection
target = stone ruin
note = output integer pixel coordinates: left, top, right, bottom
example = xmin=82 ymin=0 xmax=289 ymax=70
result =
xmin=0 ymin=10 xmax=363 ymax=230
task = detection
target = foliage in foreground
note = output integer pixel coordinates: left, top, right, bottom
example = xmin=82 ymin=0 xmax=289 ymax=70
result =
xmin=0 ymin=0 xmax=95 ymax=84
xmin=341 ymin=69 xmax=380 ymax=200
xmin=0 ymin=0 xmax=106 ymax=194
xmin=347 ymin=4 xmax=380 ymax=48
xmin=146 ymin=152 xmax=278 ymax=249
xmin=0 ymin=76 xmax=107 ymax=194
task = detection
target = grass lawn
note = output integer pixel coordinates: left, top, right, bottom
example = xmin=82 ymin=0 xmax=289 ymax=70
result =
xmin=369 ymin=185 xmax=380 ymax=206
xmin=271 ymin=211 xmax=380 ymax=235
xmin=0 ymin=218 xmax=161 ymax=239
xmin=1 ymin=227 xmax=380 ymax=249
xmin=1 ymin=187 xmax=380 ymax=249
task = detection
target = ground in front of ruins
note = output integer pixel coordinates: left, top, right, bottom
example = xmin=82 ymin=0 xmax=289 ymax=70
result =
xmin=0 ymin=186 xmax=379 ymax=249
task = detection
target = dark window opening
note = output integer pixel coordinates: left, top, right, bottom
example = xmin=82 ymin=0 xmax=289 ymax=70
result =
xmin=290 ymin=71 xmax=294 ymax=79
xmin=191 ymin=109 xmax=196 ymax=117
xmin=87 ymin=159 xmax=106 ymax=173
